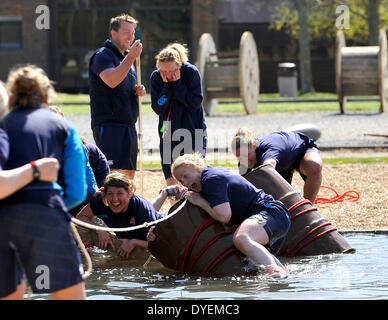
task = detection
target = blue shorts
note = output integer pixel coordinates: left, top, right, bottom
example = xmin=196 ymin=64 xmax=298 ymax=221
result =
xmin=248 ymin=201 xmax=290 ymax=254
xmin=93 ymin=122 xmax=138 ymax=170
xmin=0 ymin=203 xmax=83 ymax=297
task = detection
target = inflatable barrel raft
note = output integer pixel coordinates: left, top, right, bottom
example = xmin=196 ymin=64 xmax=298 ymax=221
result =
xmin=243 ymin=164 xmax=355 ymax=257
xmin=148 ymin=165 xmax=355 ymax=276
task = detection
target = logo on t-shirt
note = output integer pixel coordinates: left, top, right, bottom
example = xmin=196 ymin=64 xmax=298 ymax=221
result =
xmin=158 ymin=95 xmax=168 ymax=106
xmin=130 ymin=216 xmax=136 ymax=225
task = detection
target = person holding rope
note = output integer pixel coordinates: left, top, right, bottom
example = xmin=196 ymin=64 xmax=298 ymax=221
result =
xmin=150 ymin=43 xmax=207 ymax=188
xmin=147 ymin=154 xmax=290 ymax=277
xmin=76 ymin=172 xmax=182 ymax=258
xmin=231 ymin=127 xmax=323 ymax=204
xmin=0 ymin=65 xmax=87 ymax=300
xmin=89 ymin=13 xmax=146 ymax=180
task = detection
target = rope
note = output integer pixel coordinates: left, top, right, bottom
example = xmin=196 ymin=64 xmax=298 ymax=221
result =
xmin=178 ymin=218 xmax=215 ymax=273
xmin=282 ymin=199 xmax=339 ymax=257
xmin=315 ymin=185 xmax=360 ymax=205
xmin=184 ymin=225 xmax=238 ymax=274
xmin=70 ymin=222 xmax=93 ymax=279
xmin=70 ymin=199 xmax=187 ymax=233
xmin=204 ymin=245 xmax=238 ymax=275
xmin=69 ymin=199 xmax=187 ymax=279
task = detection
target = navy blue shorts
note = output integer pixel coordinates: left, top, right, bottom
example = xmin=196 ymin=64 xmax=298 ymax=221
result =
xmin=93 ymin=123 xmax=138 ymax=170
xmin=0 ymin=203 xmax=83 ymax=297
xmin=248 ymin=201 xmax=290 ymax=254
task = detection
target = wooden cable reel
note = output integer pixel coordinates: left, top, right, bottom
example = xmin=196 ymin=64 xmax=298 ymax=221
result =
xmin=196 ymin=32 xmax=260 ymax=116
xmin=335 ymin=29 xmax=387 ymax=113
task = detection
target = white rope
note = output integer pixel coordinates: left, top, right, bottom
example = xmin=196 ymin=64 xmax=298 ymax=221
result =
xmin=70 ymin=222 xmax=93 ymax=280
xmin=70 ymin=199 xmax=187 ymax=233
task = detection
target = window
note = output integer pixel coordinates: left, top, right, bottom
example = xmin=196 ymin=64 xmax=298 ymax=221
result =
xmin=0 ymin=16 xmax=22 ymax=49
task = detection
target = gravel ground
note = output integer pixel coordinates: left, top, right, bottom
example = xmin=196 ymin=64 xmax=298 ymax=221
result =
xmin=66 ymin=110 xmax=388 ymax=231
xmin=67 ymin=110 xmax=388 ymax=152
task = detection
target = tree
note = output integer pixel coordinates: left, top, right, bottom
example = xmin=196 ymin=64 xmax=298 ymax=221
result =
xmin=270 ymin=0 xmax=388 ymax=93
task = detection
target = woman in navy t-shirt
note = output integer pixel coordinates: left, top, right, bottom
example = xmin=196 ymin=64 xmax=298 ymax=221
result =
xmin=77 ymin=172 xmax=169 ymax=258
xmin=231 ymin=127 xmax=322 ymax=203
xmin=168 ymin=154 xmax=290 ymax=277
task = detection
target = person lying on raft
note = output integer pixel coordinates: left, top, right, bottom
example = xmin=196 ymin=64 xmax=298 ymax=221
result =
xmin=76 ymin=172 xmax=182 ymax=258
xmin=231 ymin=127 xmax=322 ymax=204
xmin=147 ymin=153 xmax=291 ymax=277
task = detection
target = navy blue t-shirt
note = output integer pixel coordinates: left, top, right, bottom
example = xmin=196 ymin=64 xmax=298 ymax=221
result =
xmin=0 ymin=106 xmax=87 ymax=212
xmin=90 ymin=193 xmax=165 ymax=240
xmin=200 ymin=166 xmax=274 ymax=223
xmin=85 ymin=142 xmax=109 ymax=188
xmin=0 ymin=128 xmax=9 ymax=170
xmin=255 ymin=131 xmax=314 ymax=171
xmin=89 ymin=40 xmax=138 ymax=128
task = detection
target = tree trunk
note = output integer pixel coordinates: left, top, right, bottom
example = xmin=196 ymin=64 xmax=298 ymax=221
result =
xmin=295 ymin=0 xmax=314 ymax=93
xmin=368 ymin=0 xmax=380 ymax=45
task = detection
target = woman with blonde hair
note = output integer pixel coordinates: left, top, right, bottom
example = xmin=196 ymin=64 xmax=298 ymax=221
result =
xmin=148 ymin=153 xmax=290 ymax=277
xmin=150 ymin=43 xmax=207 ymax=188
xmin=0 ymin=65 xmax=87 ymax=300
xmin=231 ymin=127 xmax=322 ymax=204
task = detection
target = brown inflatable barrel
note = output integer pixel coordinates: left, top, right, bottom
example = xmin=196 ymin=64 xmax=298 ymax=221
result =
xmin=243 ymin=164 xmax=355 ymax=256
xmin=148 ymin=202 xmax=248 ymax=276
xmin=148 ymin=164 xmax=355 ymax=276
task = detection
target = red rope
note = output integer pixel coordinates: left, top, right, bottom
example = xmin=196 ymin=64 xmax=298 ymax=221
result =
xmin=284 ymin=222 xmax=332 ymax=256
xmin=286 ymin=226 xmax=338 ymax=257
xmin=314 ymin=185 xmax=360 ymax=205
xmin=178 ymin=218 xmax=215 ymax=273
xmin=291 ymin=206 xmax=318 ymax=220
xmin=184 ymin=225 xmax=238 ymax=273
xmin=203 ymin=245 xmax=238 ymax=275
xmin=288 ymin=199 xmax=312 ymax=214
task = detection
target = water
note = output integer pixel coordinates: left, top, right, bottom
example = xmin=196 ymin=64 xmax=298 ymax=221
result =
xmin=29 ymin=233 xmax=388 ymax=300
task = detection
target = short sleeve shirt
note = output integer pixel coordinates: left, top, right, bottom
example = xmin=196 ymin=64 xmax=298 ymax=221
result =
xmin=90 ymin=193 xmax=164 ymax=240
xmin=200 ymin=166 xmax=274 ymax=223
xmin=255 ymin=131 xmax=311 ymax=171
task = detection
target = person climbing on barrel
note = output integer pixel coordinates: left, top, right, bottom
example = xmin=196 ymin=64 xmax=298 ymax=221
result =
xmin=147 ymin=153 xmax=290 ymax=277
xmin=150 ymin=43 xmax=207 ymax=189
xmin=76 ymin=172 xmax=182 ymax=258
xmin=231 ymin=127 xmax=323 ymax=204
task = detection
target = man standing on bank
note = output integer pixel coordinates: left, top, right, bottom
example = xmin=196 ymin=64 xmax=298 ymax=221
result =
xmin=89 ymin=14 xmax=146 ymax=180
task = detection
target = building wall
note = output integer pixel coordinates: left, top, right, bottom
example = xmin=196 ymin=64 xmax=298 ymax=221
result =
xmin=0 ymin=0 xmax=50 ymax=82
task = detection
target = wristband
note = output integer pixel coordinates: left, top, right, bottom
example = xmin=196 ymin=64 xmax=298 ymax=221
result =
xmin=30 ymin=161 xmax=40 ymax=180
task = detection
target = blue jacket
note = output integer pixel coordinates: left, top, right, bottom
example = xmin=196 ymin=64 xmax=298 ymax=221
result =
xmin=150 ymin=62 xmax=207 ymax=146
xmin=89 ymin=40 xmax=139 ymax=129
xmin=0 ymin=106 xmax=87 ymax=210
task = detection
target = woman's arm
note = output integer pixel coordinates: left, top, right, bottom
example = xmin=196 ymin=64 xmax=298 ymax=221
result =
xmin=0 ymin=158 xmax=59 ymax=199
xmin=76 ymin=203 xmax=116 ymax=251
xmin=184 ymin=191 xmax=232 ymax=224
xmin=117 ymin=239 xmax=148 ymax=258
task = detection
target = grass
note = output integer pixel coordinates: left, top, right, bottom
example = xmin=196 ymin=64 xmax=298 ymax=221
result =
xmin=138 ymin=156 xmax=388 ymax=170
xmin=56 ymin=92 xmax=381 ymax=115
xmin=323 ymin=157 xmax=388 ymax=165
